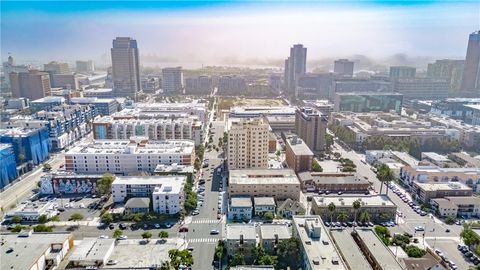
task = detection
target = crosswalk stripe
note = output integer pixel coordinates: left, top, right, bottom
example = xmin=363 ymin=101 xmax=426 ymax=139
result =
xmin=187 ymin=238 xmax=219 ymax=243
xmin=192 ymin=219 xmax=219 ymax=224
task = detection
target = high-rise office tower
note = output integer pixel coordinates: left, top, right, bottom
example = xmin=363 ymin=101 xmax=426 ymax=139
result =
xmin=10 ymin=70 xmax=51 ymax=100
xmin=284 ymin=44 xmax=307 ymax=94
xmin=295 ymin=107 xmax=327 ymax=153
xmin=162 ymin=67 xmax=184 ymax=94
xmin=2 ymin=55 xmax=30 ymax=87
xmin=227 ymin=118 xmax=269 ymax=169
xmin=427 ymin=59 xmax=464 ymax=92
xmin=111 ymin=37 xmax=141 ymax=99
xmin=460 ymin=30 xmax=480 ymax=95
xmin=334 ymin=59 xmax=354 ymax=76
xmin=389 ymin=66 xmax=416 ymax=79
xmin=44 ymin=61 xmax=70 ymax=74
xmin=76 ymin=60 xmax=95 ymax=73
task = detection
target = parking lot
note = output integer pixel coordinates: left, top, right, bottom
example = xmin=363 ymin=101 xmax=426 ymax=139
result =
xmin=429 ymin=239 xmax=474 ymax=270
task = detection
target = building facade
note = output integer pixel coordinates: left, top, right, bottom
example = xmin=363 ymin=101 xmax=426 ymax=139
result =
xmin=389 ymin=66 xmax=416 ymax=79
xmin=111 ymin=37 xmax=141 ymax=99
xmin=334 ymin=92 xmax=403 ymax=114
xmin=334 ymin=59 xmax=354 ymax=77
xmin=295 ymin=107 xmax=327 ymax=152
xmin=185 ymin=75 xmax=212 ymax=95
xmin=412 ymin=182 xmax=473 ymax=203
xmin=162 ymin=67 xmax=184 ymax=94
xmin=227 ymin=118 xmax=269 ymax=169
xmin=0 ymin=144 xmax=18 ymax=189
xmin=285 ymin=135 xmax=314 ymax=173
xmin=228 ymin=169 xmax=301 ymax=200
xmin=393 ymin=78 xmax=449 ymax=100
xmin=460 ymin=31 xmax=480 ymax=96
xmin=10 ymin=70 xmax=52 ymax=100
xmin=65 ymin=138 xmax=194 ymax=174
xmin=44 ymin=61 xmax=70 ymax=74
xmin=284 ymin=44 xmax=307 ymax=94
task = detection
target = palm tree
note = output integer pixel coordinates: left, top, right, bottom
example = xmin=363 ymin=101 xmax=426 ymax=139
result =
xmin=352 ymin=200 xmax=362 ymax=229
xmin=337 ymin=211 xmax=349 ymax=224
xmin=359 ymin=210 xmax=371 ymax=223
xmin=377 ymin=164 xmax=395 ymax=195
xmin=328 ymin=202 xmax=336 ymax=229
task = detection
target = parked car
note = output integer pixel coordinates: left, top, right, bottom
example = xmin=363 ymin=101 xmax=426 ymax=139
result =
xmin=210 ymin=229 xmax=220 ymax=235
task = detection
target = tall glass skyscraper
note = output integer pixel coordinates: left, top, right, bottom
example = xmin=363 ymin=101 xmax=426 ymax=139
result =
xmin=111 ymin=37 xmax=141 ymax=100
xmin=460 ymin=30 xmax=480 ymax=96
xmin=284 ymin=44 xmax=307 ymax=94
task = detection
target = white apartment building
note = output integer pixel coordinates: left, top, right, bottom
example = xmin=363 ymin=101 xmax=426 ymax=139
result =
xmin=133 ymin=101 xmax=207 ymax=123
xmin=93 ymin=116 xmax=203 ymax=145
xmin=65 ymin=137 xmax=194 ymax=174
xmin=152 ymin=180 xmax=185 ymax=214
xmin=112 ymin=175 xmax=185 ymax=214
xmin=227 ymin=118 xmax=269 ymax=169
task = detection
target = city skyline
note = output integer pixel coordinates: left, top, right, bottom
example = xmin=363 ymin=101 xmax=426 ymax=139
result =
xmin=1 ymin=1 xmax=479 ymax=68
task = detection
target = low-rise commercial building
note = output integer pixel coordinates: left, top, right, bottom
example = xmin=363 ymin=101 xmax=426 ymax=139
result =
xmin=431 ymin=196 xmax=480 ymax=218
xmin=1 ymin=232 xmax=73 ymax=270
xmin=65 ymin=138 xmax=194 ymax=174
xmin=412 ymin=182 xmax=473 ymax=203
xmin=421 ymin=152 xmax=450 ymax=167
xmin=292 ymin=215 xmax=347 ymax=270
xmin=228 ymin=169 xmax=301 ymax=201
xmin=68 ymin=238 xmax=115 ymax=267
xmin=253 ymin=197 xmax=276 ymax=217
xmin=285 ymin=135 xmax=314 ymax=173
xmin=311 ymin=195 xmax=397 ymax=222
xmin=400 ymin=165 xmax=480 ymax=191
xmin=228 ymin=197 xmax=253 ymax=220
xmin=30 ymin=96 xmax=66 ymax=112
xmin=70 ymin=97 xmax=119 ymax=116
xmin=111 ymin=175 xmax=185 ymax=215
xmin=352 ymin=229 xmax=403 ymax=270
xmin=125 ymin=197 xmax=150 ymax=213
xmin=39 ymin=172 xmax=104 ymax=195
xmin=5 ymin=200 xmax=57 ymax=222
xmin=297 ymin=172 xmax=370 ymax=193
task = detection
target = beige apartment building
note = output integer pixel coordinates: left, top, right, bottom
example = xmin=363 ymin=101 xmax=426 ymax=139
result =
xmin=228 ymin=169 xmax=301 ymax=200
xmin=412 ymin=182 xmax=473 ymax=203
xmin=400 ymin=165 xmax=480 ymax=191
xmin=227 ymin=118 xmax=269 ymax=169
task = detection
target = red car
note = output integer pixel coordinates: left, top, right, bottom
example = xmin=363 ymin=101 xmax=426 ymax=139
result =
xmin=179 ymin=226 xmax=189 ymax=232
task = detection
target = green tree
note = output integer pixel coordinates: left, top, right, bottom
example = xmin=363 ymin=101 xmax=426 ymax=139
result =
xmin=325 ymin=134 xmax=334 ymax=152
xmin=69 ymin=213 xmax=84 ymax=221
xmin=374 ymin=225 xmax=391 ymax=245
xmin=49 ymin=215 xmax=60 ymax=222
xmin=101 ymin=213 xmax=113 ymax=224
xmin=159 ymin=231 xmax=169 ymax=239
xmin=11 ymin=224 xmax=25 ymax=232
xmin=263 ymin=211 xmax=274 ymax=221
xmin=445 ymin=216 xmax=456 ymax=225
xmin=312 ymin=159 xmax=323 ymax=172
xmin=96 ymin=173 xmax=115 ymax=195
xmin=230 ymin=251 xmax=246 ymax=266
xmin=275 ymin=150 xmax=281 ymax=156
xmin=142 ymin=231 xmax=152 ymax=240
xmin=168 ymin=249 xmax=194 ymax=269
xmin=159 ymin=261 xmax=171 ymax=270
xmin=405 ymin=245 xmax=427 ymax=258
xmin=337 ymin=211 xmax=349 ymax=223
xmin=359 ymin=210 xmax=371 ymax=223
xmin=11 ymin=215 xmax=22 ymax=224
xmin=38 ymin=214 xmax=48 ymax=224
xmin=328 ymin=202 xmax=336 ymax=228
xmin=352 ymin=199 xmax=362 ymax=229
xmin=42 ymin=163 xmax=52 ymax=171
xmin=461 ymin=223 xmax=480 ymax=246
xmin=376 ymin=164 xmax=395 ymax=195
xmin=276 ymin=237 xmax=302 ymax=269
xmin=113 ymin=229 xmax=122 ymax=239
xmin=333 ymin=152 xmax=341 ymax=159
xmin=33 ymin=224 xmax=53 ymax=232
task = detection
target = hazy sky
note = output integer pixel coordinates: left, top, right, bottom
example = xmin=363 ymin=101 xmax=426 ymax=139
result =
xmin=1 ymin=0 xmax=479 ymax=68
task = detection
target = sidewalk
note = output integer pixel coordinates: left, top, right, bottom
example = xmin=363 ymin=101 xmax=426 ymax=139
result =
xmin=47 ymin=217 xmax=101 ymax=227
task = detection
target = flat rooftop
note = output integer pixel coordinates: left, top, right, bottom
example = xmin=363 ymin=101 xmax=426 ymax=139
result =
xmin=253 ymin=197 xmax=276 ymax=206
xmin=313 ymin=195 xmax=396 ymax=208
xmin=330 ymin=230 xmax=373 ymax=270
xmin=260 ymin=224 xmax=291 ymax=240
xmin=355 ymin=229 xmax=403 ymax=270
xmin=0 ymin=127 xmax=45 ymax=137
xmin=414 ymin=182 xmax=471 ymax=191
xmin=292 ymin=215 xmax=347 ymax=270
xmin=422 ymin=152 xmax=449 ymax=162
xmin=286 ymin=136 xmax=314 ymax=156
xmin=226 ymin=224 xmax=257 ymax=240
xmin=1 ymin=232 xmax=71 ymax=270
xmin=69 ymin=238 xmax=115 ymax=263
xmin=230 ymin=197 xmax=253 ymax=208
xmin=65 ymin=139 xmax=194 ymax=155
xmin=298 ymin=172 xmax=369 ymax=185
xmin=94 ymin=115 xmax=198 ymax=124
xmin=229 ymin=169 xmax=300 ymax=185
xmin=113 ymin=175 xmax=186 ymax=188
xmin=154 ymin=164 xmax=194 ymax=173
xmin=70 ymin=97 xmax=116 ymax=103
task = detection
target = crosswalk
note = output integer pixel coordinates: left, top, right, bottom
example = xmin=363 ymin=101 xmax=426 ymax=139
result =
xmin=192 ymin=219 xmax=221 ymax=224
xmin=187 ymin=238 xmax=220 ymax=243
